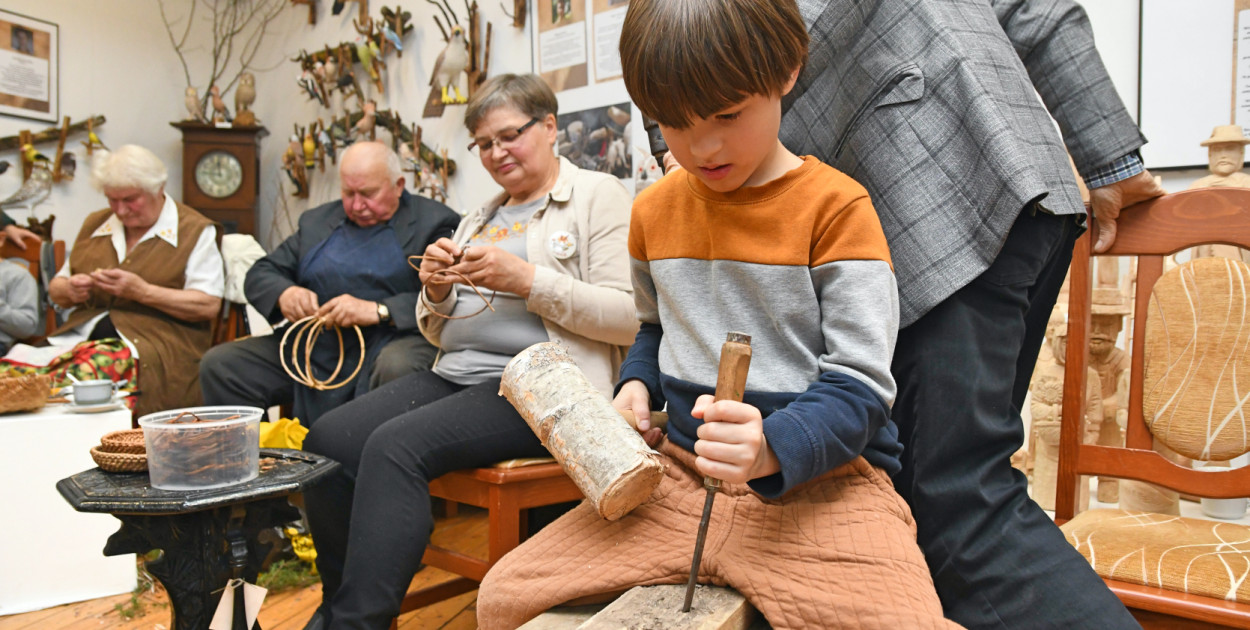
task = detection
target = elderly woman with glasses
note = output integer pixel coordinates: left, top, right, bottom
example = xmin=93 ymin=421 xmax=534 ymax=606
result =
xmin=299 ymin=73 xmax=637 ymax=630
xmin=47 ymin=145 xmax=224 ymax=416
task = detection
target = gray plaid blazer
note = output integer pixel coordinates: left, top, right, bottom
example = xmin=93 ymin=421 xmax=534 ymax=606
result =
xmin=781 ymin=0 xmax=1146 ymax=326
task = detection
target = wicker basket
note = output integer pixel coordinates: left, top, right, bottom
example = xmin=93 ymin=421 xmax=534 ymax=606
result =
xmin=0 ymin=374 xmax=52 ymax=415
xmin=90 ymin=444 xmax=148 ymax=473
xmin=100 ymin=429 xmax=146 ymax=454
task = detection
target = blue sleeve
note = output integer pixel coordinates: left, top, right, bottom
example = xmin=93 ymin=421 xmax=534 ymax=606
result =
xmin=748 ymin=371 xmax=894 ymax=498
xmin=615 ymin=321 xmax=666 ymax=411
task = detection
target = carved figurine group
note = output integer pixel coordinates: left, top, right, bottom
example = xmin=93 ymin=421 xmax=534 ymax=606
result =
xmin=1025 ymin=123 xmax=1250 ymax=513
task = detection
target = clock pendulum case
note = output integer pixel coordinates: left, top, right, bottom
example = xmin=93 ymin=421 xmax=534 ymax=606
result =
xmin=170 ymin=122 xmax=268 ymax=235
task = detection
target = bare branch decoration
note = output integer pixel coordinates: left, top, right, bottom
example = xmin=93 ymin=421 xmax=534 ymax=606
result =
xmin=158 ymin=0 xmax=293 ymax=115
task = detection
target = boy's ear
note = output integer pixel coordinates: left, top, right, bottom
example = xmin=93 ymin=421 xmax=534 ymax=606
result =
xmin=781 ymin=67 xmax=801 ymax=96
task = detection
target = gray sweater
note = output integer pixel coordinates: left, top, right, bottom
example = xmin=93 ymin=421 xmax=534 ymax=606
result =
xmin=0 ymin=260 xmax=39 ymax=352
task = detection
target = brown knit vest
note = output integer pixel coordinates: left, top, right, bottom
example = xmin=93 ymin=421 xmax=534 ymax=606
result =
xmin=57 ymin=203 xmax=219 ymax=418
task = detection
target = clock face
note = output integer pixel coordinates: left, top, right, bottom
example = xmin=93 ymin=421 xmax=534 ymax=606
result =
xmin=194 ymin=150 xmax=244 ymax=199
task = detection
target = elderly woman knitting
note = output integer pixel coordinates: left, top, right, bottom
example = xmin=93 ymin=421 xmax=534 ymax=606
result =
xmin=48 ymin=145 xmax=224 ymax=416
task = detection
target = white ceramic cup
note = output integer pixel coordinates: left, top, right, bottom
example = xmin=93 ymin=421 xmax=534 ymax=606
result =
xmin=73 ymin=379 xmax=118 ymax=405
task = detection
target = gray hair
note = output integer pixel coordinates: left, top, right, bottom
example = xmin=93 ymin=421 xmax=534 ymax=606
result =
xmin=90 ymin=145 xmax=168 ymax=195
xmin=464 ymin=74 xmax=558 ymax=134
xmin=341 ymin=141 xmax=404 ymax=183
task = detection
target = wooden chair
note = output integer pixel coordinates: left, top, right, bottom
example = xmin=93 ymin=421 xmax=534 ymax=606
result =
xmin=212 ymin=302 xmax=249 ymax=346
xmin=1055 ymin=187 xmax=1250 ymax=628
xmin=394 ymin=460 xmax=583 ymax=619
xmin=0 ymin=239 xmax=65 ymax=342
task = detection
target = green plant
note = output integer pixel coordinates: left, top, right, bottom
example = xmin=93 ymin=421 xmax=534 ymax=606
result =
xmin=258 ymin=558 xmax=321 ymax=592
xmin=114 ymin=553 xmax=165 ymax=620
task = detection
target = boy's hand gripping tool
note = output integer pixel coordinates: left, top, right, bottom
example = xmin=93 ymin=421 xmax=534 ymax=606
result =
xmin=682 ymin=332 xmax=752 ymax=612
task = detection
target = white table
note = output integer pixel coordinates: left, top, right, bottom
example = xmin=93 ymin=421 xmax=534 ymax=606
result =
xmin=0 ymin=404 xmax=137 ymax=615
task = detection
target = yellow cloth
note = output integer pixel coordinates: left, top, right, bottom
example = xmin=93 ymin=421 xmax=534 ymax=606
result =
xmin=258 ymin=418 xmax=308 ymax=449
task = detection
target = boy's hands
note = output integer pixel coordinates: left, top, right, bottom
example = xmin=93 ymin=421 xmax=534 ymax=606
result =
xmin=613 ymin=379 xmax=662 ymax=447
xmin=691 ymin=395 xmax=780 ymax=484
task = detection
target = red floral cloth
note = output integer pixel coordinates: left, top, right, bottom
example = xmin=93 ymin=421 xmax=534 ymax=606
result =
xmin=1 ymin=338 xmax=139 ymax=409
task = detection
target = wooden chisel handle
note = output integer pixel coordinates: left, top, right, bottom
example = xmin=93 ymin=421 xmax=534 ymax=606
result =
xmin=706 ymin=332 xmax=752 ymax=489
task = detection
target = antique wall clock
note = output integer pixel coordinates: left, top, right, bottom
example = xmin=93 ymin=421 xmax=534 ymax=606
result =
xmin=170 ymin=122 xmax=268 ymax=235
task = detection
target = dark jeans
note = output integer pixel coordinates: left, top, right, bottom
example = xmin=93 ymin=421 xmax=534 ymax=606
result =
xmin=301 ymin=370 xmax=550 ymax=630
xmin=890 ymin=208 xmax=1138 ymax=629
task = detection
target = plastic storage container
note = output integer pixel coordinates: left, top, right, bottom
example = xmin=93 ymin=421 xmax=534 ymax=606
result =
xmin=138 ymin=406 xmax=263 ymax=490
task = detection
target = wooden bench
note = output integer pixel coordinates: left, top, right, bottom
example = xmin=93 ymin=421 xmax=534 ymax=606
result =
xmin=394 ymin=461 xmax=583 ymax=618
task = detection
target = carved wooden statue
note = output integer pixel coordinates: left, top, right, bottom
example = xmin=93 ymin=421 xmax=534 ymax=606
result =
xmin=1089 ymin=288 xmax=1132 ymax=503
xmin=1188 ymin=125 xmax=1250 ymax=264
xmin=1030 ymin=308 xmax=1102 ymax=511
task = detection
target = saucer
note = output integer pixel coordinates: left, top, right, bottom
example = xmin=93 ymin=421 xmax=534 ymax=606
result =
xmin=66 ymin=391 xmax=130 ymax=414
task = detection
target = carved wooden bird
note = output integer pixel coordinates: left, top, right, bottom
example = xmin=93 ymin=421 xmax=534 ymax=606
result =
xmin=398 ymin=141 xmax=419 ymax=172
xmin=303 ymin=132 xmax=316 ymax=169
xmin=185 ymin=86 xmax=206 ymax=122
xmin=355 ymin=37 xmax=378 ymax=81
xmin=59 ymin=152 xmax=76 ymax=180
xmin=353 ymin=101 xmax=377 ymax=139
xmin=81 ymin=130 xmax=108 ymax=155
xmin=297 ymin=69 xmax=325 ymax=107
xmin=430 ymin=26 xmax=470 ymax=104
xmin=0 ymin=146 xmax=52 ymax=214
xmin=382 ymin=23 xmax=403 ymax=53
xmin=209 ymin=85 xmax=232 ymax=123
xmin=319 ymin=127 xmax=336 ymax=163
xmin=235 ymin=73 xmax=257 ymax=113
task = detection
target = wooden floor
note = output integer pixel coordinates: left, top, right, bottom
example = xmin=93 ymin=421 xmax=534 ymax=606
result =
xmin=0 ymin=505 xmax=489 ymax=630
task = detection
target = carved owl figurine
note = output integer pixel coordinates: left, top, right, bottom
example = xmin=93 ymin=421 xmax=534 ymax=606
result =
xmin=235 ymin=73 xmax=256 ymax=113
xmin=184 ymin=86 xmax=205 ymax=122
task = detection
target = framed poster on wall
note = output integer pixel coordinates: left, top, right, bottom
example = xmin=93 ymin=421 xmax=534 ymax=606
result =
xmin=0 ymin=9 xmax=57 ymax=123
xmin=534 ymin=0 xmax=656 ymax=197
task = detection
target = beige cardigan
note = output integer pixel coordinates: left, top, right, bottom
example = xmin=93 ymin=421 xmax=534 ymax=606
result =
xmin=417 ymin=157 xmax=638 ymax=396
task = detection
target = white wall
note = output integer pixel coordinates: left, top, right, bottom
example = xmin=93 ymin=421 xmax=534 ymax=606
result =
xmin=1084 ymin=1 xmax=1211 ymax=191
xmin=0 ymin=0 xmax=531 ymax=250
xmin=0 ymin=1 xmax=1224 ymax=249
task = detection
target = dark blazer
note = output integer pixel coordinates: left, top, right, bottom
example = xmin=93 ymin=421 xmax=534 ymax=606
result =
xmin=781 ymin=0 xmax=1146 ymax=326
xmin=245 ymin=191 xmax=460 ymax=332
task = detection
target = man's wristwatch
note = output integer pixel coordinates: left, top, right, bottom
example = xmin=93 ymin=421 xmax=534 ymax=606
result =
xmin=376 ymin=302 xmax=391 ymax=324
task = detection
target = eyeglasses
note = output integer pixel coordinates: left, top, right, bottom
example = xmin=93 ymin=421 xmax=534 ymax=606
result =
xmin=468 ymin=117 xmax=541 ymax=154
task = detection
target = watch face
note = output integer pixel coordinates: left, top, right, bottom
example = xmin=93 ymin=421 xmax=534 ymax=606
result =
xmin=194 ymin=150 xmax=244 ymax=199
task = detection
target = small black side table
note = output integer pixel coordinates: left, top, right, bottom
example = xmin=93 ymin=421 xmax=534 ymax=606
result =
xmin=57 ymin=448 xmax=339 ymax=630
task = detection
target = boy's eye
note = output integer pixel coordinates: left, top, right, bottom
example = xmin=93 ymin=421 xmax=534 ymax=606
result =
xmin=715 ymin=112 xmax=741 ymax=121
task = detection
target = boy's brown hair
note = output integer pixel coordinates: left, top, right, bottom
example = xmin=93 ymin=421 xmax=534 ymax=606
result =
xmin=619 ymin=0 xmax=808 ymax=129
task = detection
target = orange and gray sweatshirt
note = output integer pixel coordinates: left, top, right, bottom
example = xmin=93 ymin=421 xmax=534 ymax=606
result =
xmin=617 ymin=156 xmax=902 ymax=498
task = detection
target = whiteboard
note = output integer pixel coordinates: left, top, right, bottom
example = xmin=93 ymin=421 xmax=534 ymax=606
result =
xmin=1139 ymin=0 xmax=1234 ymax=170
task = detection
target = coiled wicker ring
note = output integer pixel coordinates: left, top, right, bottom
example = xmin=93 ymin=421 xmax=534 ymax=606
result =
xmin=279 ymin=316 xmax=366 ymax=391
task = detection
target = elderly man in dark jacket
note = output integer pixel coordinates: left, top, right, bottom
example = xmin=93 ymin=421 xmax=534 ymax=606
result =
xmin=779 ymin=0 xmax=1164 ymax=627
xmin=201 ymin=142 xmax=460 ymax=425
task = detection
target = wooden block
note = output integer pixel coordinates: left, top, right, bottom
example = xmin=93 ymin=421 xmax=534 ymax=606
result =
xmin=517 ymin=604 xmax=605 ymax=629
xmin=523 ymin=585 xmax=758 ymax=630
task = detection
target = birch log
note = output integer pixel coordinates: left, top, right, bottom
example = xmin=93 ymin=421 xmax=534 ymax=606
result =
xmin=501 ymin=342 xmax=665 ymax=521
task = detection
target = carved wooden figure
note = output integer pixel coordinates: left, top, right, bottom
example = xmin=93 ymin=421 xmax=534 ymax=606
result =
xmin=1030 ymin=309 xmax=1102 ymax=511
xmin=1088 ymin=288 xmax=1132 ymax=503
xmin=1188 ymin=125 xmax=1250 ymax=264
